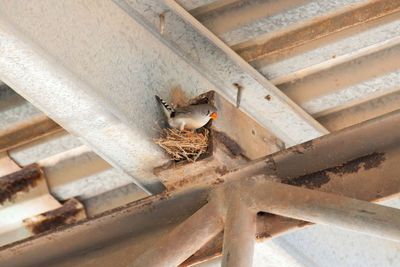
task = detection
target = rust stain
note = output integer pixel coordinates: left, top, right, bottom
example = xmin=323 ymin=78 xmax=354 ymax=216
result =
xmin=292 ymin=148 xmax=304 ymax=155
xmin=158 ymin=191 xmax=171 ymax=201
xmin=257 ymin=211 xmax=275 ymax=218
xmin=283 ymin=152 xmax=385 ymax=188
xmin=170 ymin=174 xmax=202 ymax=190
xmin=188 ymin=90 xmax=215 ymax=106
xmin=265 ymin=157 xmax=277 ymax=171
xmin=0 ymin=164 xmax=43 ymax=204
xmin=264 ymin=95 xmax=272 ymax=101
xmin=211 ymin=178 xmax=225 ymax=185
xmin=301 ymin=140 xmax=313 ymax=150
xmin=234 ymin=0 xmax=400 ymax=62
xmin=171 ymin=86 xmax=187 ymax=108
xmin=232 ymin=83 xmax=243 ymax=90
xmin=284 ymin=170 xmax=330 ymax=188
xmin=215 ymin=166 xmax=228 ymax=176
xmin=167 ymin=185 xmax=176 ymax=191
xmin=24 ymin=199 xmax=85 ymax=235
xmin=214 ymin=131 xmax=243 ymax=156
xmin=159 ymin=13 xmax=165 ymax=35
xmin=255 ymin=232 xmax=271 ymax=239
xmin=363 ymin=152 xmax=386 ymax=170
xmin=297 ymin=221 xmax=312 ymax=228
xmin=330 ymin=152 xmax=385 ymax=175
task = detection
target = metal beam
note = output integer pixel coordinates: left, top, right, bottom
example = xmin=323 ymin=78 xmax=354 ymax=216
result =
xmin=221 ymin=189 xmax=256 ymax=267
xmin=1 ymin=110 xmax=399 ymax=266
xmin=160 ymin=0 xmax=328 ymax=146
xmin=0 ymin=164 xmax=63 ymax=246
xmin=195 ymin=0 xmax=309 ymax=36
xmin=244 ymin=179 xmax=400 ymax=242
xmin=269 ymin=34 xmax=400 ymax=87
xmin=130 ymin=199 xmax=224 ymax=267
xmin=233 ymin=0 xmax=400 ymax=62
xmin=0 ymin=115 xmax=62 ymax=153
xmin=0 ymin=8 xmax=166 ymax=194
xmin=181 ymin=109 xmax=400 ymax=265
xmin=319 ymin=90 xmax=400 ymax=132
xmin=0 ymin=189 xmax=210 ymax=266
xmin=37 ymin=146 xmax=111 ymax=193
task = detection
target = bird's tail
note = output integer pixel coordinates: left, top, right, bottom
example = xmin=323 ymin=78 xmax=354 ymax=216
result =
xmin=155 ymin=95 xmax=174 ymax=118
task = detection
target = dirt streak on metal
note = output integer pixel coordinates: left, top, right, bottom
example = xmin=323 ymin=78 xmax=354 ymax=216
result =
xmin=0 ymin=164 xmax=43 ymax=205
xmin=214 ymin=131 xmax=243 ymax=156
xmin=24 ymin=199 xmax=85 ymax=235
xmin=282 ymin=152 xmax=386 ymax=188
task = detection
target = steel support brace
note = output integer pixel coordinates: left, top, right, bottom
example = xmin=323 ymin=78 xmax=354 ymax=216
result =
xmin=1 ymin=111 xmax=400 ymax=266
xmin=244 ymin=179 xmax=400 ymax=242
xmin=222 ymin=190 xmax=256 ymax=267
xmin=132 ymin=177 xmax=400 ymax=266
xmin=130 ymin=200 xmax=224 ymax=267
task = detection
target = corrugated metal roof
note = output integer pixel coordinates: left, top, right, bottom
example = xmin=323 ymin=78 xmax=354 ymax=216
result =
xmin=0 ymin=0 xmax=399 ymax=266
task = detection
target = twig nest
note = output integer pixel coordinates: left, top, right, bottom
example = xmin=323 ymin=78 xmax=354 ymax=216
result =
xmin=154 ymin=128 xmax=209 ymax=162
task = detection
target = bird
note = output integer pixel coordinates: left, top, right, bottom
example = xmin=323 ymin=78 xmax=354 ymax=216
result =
xmin=155 ymin=95 xmax=217 ymax=131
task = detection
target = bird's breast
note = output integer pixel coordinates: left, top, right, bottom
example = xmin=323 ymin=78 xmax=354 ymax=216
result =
xmin=170 ymin=116 xmax=210 ymax=130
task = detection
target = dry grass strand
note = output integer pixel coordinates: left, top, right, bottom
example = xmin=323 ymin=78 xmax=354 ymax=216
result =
xmin=154 ymin=128 xmax=209 ymax=162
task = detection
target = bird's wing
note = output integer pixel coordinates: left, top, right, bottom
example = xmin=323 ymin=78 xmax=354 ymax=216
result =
xmin=174 ymin=106 xmax=194 ymax=116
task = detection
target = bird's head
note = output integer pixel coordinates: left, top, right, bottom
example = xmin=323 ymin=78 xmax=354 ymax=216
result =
xmin=205 ymin=106 xmax=218 ymax=120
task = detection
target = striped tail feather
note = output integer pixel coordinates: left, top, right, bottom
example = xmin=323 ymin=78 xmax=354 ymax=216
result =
xmin=155 ymin=95 xmax=174 ymax=118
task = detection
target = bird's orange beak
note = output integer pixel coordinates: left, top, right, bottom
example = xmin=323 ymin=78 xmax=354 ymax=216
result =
xmin=210 ymin=112 xmax=217 ymax=120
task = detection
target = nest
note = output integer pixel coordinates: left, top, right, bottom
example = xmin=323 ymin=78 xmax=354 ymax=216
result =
xmin=154 ymin=128 xmax=209 ymax=162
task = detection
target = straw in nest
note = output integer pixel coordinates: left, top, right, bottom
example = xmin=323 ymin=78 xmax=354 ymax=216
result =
xmin=154 ymin=128 xmax=209 ymax=162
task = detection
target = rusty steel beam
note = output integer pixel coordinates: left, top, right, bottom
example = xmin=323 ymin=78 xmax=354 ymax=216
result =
xmin=181 ymin=109 xmax=400 ymax=265
xmin=181 ymin=215 xmax=309 ymax=267
xmin=221 ymin=190 xmax=256 ymax=267
xmin=0 ymin=189 xmax=211 ymax=266
xmin=23 ymin=198 xmax=87 ymax=235
xmin=0 ymin=164 xmax=43 ymax=205
xmin=243 ymin=179 xmax=400 ymax=242
xmin=1 ymin=111 xmax=400 ymax=266
xmin=130 ymin=199 xmax=224 ymax=267
xmin=0 ymin=164 xmax=65 ymax=246
xmin=0 ymin=115 xmax=63 ymax=153
xmin=233 ymin=0 xmax=400 ymax=62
